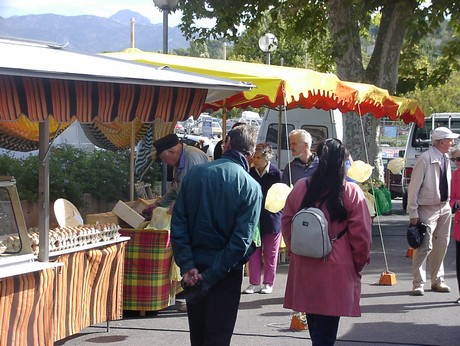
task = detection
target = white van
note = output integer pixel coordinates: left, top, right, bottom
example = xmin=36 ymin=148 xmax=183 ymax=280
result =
xmin=401 ymin=112 xmax=460 ymax=209
xmin=257 ymin=107 xmax=343 ymax=170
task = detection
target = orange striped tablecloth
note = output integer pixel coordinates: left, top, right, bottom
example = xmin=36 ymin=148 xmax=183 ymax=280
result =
xmin=0 ymin=241 xmax=126 ymax=346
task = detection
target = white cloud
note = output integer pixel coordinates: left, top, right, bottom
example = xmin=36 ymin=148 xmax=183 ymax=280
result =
xmin=0 ymin=0 xmax=184 ymax=26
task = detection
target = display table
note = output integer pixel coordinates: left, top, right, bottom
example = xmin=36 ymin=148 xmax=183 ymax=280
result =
xmin=119 ymin=228 xmax=181 ymax=314
xmin=0 ymin=239 xmax=127 ymax=346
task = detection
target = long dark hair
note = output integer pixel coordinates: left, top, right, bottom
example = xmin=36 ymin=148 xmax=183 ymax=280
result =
xmin=301 ymin=138 xmax=348 ymax=222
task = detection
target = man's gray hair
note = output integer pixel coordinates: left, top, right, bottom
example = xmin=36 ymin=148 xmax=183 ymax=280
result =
xmin=450 ymin=143 xmax=460 ymax=157
xmin=227 ymin=125 xmax=258 ymax=155
xmin=289 ymin=129 xmax=312 ymax=149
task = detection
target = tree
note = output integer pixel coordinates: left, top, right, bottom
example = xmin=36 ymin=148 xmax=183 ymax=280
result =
xmin=177 ymin=0 xmax=459 ymax=178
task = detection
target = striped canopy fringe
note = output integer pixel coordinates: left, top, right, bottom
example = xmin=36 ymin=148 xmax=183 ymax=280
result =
xmin=0 ymin=115 xmax=69 ymax=152
xmin=0 ymin=75 xmax=207 ymax=124
xmin=80 ymin=121 xmax=150 ymax=151
xmin=134 ymin=123 xmax=154 ymax=180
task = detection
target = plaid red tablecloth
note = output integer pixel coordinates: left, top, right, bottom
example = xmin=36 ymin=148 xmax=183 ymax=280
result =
xmin=120 ymin=228 xmax=181 ymax=311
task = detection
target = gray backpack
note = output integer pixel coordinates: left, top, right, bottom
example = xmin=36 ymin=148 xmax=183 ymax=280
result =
xmin=291 ymin=207 xmax=347 ymax=258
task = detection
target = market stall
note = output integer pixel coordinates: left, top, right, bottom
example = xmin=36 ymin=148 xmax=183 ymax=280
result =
xmin=0 ymin=37 xmax=250 ymax=345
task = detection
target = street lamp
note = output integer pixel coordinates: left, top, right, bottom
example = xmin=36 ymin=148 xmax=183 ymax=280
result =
xmin=152 ymin=0 xmax=179 ymax=54
xmin=152 ymin=0 xmax=179 ymax=195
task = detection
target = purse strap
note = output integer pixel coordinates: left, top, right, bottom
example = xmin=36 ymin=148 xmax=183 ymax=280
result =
xmin=331 ymin=227 xmax=348 ymax=242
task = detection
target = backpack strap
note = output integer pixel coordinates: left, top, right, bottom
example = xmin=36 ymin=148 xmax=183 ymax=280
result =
xmin=331 ymin=227 xmax=348 ymax=242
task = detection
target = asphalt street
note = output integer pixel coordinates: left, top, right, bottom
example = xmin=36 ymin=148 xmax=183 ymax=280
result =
xmin=55 ymin=199 xmax=460 ymax=346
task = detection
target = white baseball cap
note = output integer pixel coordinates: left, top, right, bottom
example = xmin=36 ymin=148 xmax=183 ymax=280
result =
xmin=431 ymin=127 xmax=459 ymax=141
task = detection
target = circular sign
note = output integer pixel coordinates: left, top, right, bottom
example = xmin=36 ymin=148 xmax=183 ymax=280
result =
xmin=54 ymin=198 xmax=84 ymax=228
xmin=258 ymin=33 xmax=278 ymax=52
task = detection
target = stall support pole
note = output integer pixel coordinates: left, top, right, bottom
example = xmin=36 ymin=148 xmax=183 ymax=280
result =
xmin=130 ymin=122 xmax=135 ymax=201
xmin=38 ymin=120 xmax=50 ymax=262
xmin=277 ymin=107 xmax=282 ymax=170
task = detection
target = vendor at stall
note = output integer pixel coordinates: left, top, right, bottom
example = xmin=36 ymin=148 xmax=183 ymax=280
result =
xmin=143 ymin=133 xmax=209 ymax=216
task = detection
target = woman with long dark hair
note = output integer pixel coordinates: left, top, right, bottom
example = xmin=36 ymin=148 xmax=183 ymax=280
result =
xmin=281 ymin=138 xmax=372 ymax=345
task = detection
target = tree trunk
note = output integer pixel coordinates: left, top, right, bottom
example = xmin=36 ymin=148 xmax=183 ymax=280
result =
xmin=329 ymin=0 xmax=416 ymax=181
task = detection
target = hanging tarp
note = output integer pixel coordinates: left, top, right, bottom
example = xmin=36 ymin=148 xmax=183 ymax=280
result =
xmin=0 ymin=115 xmax=68 ymax=151
xmin=102 ymin=48 xmax=425 ymax=127
xmin=0 ymin=38 xmax=252 ymax=151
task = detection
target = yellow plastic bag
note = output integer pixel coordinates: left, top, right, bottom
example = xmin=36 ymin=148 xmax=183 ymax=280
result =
xmin=265 ymin=183 xmax=293 ymax=213
xmin=363 ymin=191 xmax=376 ymax=217
xmin=149 ymin=207 xmax=172 ymax=230
xmin=169 ymin=257 xmax=181 ymax=282
xmin=388 ymin=157 xmax=405 ymax=174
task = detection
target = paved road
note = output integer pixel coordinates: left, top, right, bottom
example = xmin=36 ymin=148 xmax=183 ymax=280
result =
xmin=56 ymin=200 xmax=460 ymax=346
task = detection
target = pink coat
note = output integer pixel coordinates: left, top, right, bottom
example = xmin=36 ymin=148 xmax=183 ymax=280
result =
xmin=449 ymin=168 xmax=460 ymax=241
xmin=281 ymin=178 xmax=372 ymax=317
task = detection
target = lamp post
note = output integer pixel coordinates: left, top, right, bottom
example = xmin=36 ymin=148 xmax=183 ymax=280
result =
xmin=153 ymin=0 xmax=179 ymax=54
xmin=152 ymin=0 xmax=179 ymax=195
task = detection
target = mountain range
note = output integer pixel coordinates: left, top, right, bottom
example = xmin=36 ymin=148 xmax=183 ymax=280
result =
xmin=0 ymin=10 xmax=189 ymax=54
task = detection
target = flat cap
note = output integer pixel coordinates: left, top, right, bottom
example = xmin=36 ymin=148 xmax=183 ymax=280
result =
xmin=153 ymin=134 xmax=179 ymax=157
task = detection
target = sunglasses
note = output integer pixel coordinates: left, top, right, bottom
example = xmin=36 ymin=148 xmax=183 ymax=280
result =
xmin=451 ymin=157 xmax=460 ymax=162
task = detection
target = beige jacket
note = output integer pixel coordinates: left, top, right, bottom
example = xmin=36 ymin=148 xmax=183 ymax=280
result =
xmin=407 ymin=146 xmax=451 ymax=219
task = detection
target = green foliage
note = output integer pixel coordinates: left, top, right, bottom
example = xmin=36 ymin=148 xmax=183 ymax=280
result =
xmin=406 ymin=71 xmax=460 ymax=115
xmin=0 ymin=145 xmax=161 ymax=207
xmin=189 ymin=40 xmax=210 ymax=58
xmin=178 ymin=1 xmax=460 ymax=92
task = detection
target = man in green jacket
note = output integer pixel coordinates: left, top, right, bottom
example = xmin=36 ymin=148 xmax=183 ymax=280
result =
xmin=171 ymin=124 xmax=262 ymax=346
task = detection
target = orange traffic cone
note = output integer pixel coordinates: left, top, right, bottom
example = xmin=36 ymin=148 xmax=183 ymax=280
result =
xmin=379 ymin=271 xmax=397 ymax=286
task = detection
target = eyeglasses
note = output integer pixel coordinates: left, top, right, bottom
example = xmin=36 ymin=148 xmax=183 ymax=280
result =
xmin=451 ymin=157 xmax=460 ymax=162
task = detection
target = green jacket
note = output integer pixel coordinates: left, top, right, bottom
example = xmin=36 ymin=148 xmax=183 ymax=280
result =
xmin=171 ymin=153 xmax=262 ymax=286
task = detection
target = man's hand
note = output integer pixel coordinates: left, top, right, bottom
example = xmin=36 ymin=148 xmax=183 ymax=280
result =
xmin=182 ymin=268 xmax=202 ymax=287
xmin=142 ymin=204 xmax=157 ymax=218
xmin=410 ymin=218 xmax=419 ymax=225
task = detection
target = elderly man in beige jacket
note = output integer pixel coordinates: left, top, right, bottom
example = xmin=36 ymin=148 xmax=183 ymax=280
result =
xmin=407 ymin=126 xmax=459 ymax=296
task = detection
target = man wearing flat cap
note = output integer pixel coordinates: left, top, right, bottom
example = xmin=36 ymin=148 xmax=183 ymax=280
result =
xmin=408 ymin=126 xmax=459 ymax=296
xmin=148 ymin=133 xmax=209 ymax=211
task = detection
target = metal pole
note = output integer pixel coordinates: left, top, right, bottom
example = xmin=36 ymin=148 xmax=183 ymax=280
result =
xmin=162 ymin=10 xmax=168 ymax=54
xmin=161 ymin=8 xmax=169 ymax=195
xmin=130 ymin=17 xmax=135 ymax=48
xmin=38 ymin=120 xmax=50 ymax=262
xmin=130 ymin=122 xmax=135 ymax=201
xmin=266 ymin=52 xmax=270 ymax=65
xmin=277 ymin=108 xmax=282 ymax=170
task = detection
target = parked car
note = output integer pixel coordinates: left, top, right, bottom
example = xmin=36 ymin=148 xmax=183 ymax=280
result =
xmin=177 ymin=134 xmax=215 ymax=159
xmin=212 ymin=120 xmax=222 ymax=138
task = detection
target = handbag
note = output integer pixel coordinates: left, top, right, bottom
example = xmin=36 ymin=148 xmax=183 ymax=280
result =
xmin=406 ymin=222 xmax=428 ymax=249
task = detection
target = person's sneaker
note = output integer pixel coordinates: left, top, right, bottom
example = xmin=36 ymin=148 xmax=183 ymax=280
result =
xmin=431 ymin=280 xmax=450 ymax=292
xmin=260 ymin=284 xmax=273 ymax=294
xmin=412 ymin=286 xmax=424 ymax=296
xmin=243 ymin=284 xmax=261 ymax=294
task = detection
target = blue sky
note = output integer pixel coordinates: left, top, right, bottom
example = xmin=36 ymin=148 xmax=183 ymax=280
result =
xmin=0 ymin=0 xmax=183 ymax=26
